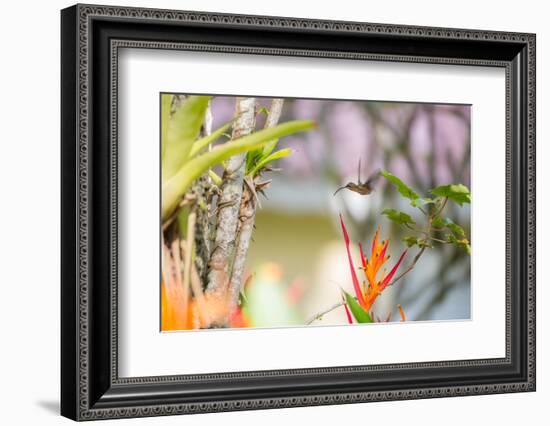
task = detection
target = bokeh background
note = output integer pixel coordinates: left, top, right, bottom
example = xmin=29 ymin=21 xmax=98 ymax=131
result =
xmin=209 ymin=96 xmax=471 ymax=326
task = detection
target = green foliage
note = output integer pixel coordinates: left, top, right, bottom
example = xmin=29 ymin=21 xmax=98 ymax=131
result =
xmin=244 ymin=104 xmax=291 ymax=176
xmin=381 ymin=170 xmax=420 ymax=202
xmin=162 ymin=119 xmax=315 ymax=220
xmin=256 ymin=106 xmax=270 ymax=117
xmin=161 ymin=94 xmax=173 ymax=160
xmin=162 ymin=95 xmax=212 ymax=181
xmin=447 ymin=234 xmax=472 ymax=254
xmin=432 ymin=217 xmax=466 ymax=238
xmin=403 ymin=236 xmax=432 ymax=249
xmin=403 ymin=236 xmax=419 ymax=247
xmin=380 ymin=170 xmax=471 ymax=255
xmin=188 ymin=122 xmax=232 ymax=158
xmin=382 ymin=209 xmax=416 ymax=226
xmin=208 ymin=170 xmax=222 ymax=186
xmin=343 ymin=290 xmax=373 ymax=323
xmin=411 ymin=197 xmax=435 ymax=207
xmin=430 ymin=184 xmax=471 ymax=206
xmin=249 ymin=148 xmax=292 ymax=176
xmin=246 ymin=137 xmax=290 ymax=177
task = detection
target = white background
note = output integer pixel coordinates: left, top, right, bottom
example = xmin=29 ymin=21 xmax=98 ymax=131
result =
xmin=119 ymin=49 xmax=505 ymax=377
xmin=0 ymin=0 xmax=546 ymax=425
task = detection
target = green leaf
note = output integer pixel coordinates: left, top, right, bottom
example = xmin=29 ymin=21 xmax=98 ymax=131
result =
xmin=447 ymin=234 xmax=472 ymax=255
xmin=246 ymin=138 xmax=279 ymax=174
xmin=176 ymin=207 xmax=189 ymax=236
xmin=411 ymin=197 xmax=435 ymax=208
xmin=381 ymin=170 xmax=420 ymax=201
xmin=189 ymin=122 xmax=232 ymax=158
xmin=162 ymin=95 xmax=212 ymax=181
xmin=246 ymin=149 xmax=263 ymax=173
xmin=262 ymin=138 xmax=279 ymax=157
xmin=430 ymin=184 xmax=471 ymax=206
xmin=208 ymin=170 xmax=222 ymax=186
xmin=403 ymin=236 xmax=432 ymax=249
xmin=256 ymin=106 xmax=270 ymax=117
xmin=382 ymin=208 xmax=416 ymax=226
xmin=162 ymin=120 xmax=315 ymax=220
xmin=161 ymin=94 xmax=173 ymax=161
xmin=403 ymin=236 xmax=420 ymax=247
xmin=249 ymin=148 xmax=292 ymax=176
xmin=246 ymin=105 xmax=281 ymax=165
xmin=432 ymin=217 xmax=466 ymax=238
xmin=343 ymin=290 xmax=373 ymax=323
xmin=432 ymin=216 xmax=446 ymax=228
xmin=418 ymin=239 xmax=433 ymax=248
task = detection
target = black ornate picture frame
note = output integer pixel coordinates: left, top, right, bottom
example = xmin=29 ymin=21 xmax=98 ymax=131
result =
xmin=61 ymin=3 xmax=536 ymax=421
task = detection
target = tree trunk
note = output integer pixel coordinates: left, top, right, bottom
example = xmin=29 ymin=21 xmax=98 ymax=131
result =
xmin=192 ymin=102 xmax=214 ymax=283
xmin=228 ymin=99 xmax=284 ymax=307
xmin=206 ymin=97 xmax=256 ymax=294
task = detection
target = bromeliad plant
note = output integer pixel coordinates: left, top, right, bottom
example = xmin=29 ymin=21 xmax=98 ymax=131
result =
xmin=161 ymin=95 xmax=315 ymax=330
xmin=161 ymin=95 xmax=314 ymax=221
xmin=338 ymin=171 xmax=471 ymax=324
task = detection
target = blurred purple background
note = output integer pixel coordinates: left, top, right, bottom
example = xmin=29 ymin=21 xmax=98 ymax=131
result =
xmin=209 ymin=96 xmax=471 ymax=323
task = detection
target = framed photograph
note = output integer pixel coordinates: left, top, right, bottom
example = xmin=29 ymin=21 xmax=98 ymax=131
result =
xmin=61 ymin=4 xmax=536 ymax=421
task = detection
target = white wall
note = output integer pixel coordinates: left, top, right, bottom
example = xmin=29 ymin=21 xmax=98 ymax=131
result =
xmin=0 ymin=0 xmax=546 ymax=424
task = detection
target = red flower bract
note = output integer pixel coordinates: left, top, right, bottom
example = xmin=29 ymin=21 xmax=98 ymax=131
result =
xmin=339 ymin=214 xmax=408 ymax=314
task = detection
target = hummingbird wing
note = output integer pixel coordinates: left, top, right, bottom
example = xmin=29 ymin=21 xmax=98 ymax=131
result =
xmin=365 ymin=168 xmax=382 ymax=186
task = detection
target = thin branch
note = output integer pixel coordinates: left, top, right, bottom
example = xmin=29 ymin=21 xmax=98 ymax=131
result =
xmin=386 ymin=246 xmax=426 ymax=288
xmin=193 ymin=101 xmax=214 ymax=283
xmin=228 ymin=179 xmax=257 ymax=306
xmin=228 ymin=99 xmax=284 ymax=308
xmin=428 ymin=236 xmax=450 ymax=244
xmin=206 ymin=97 xmax=256 ymax=294
xmin=387 ymin=194 xmax=449 ymax=289
xmin=433 ymin=196 xmax=449 ymax=218
xmin=264 ymin=98 xmax=284 ymax=128
xmin=306 ymin=301 xmax=346 ymax=325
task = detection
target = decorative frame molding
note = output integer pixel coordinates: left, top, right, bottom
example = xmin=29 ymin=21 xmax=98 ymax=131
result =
xmin=61 ymin=3 xmax=535 ymax=421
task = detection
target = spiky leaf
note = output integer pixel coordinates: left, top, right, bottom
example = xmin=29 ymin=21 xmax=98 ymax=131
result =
xmin=161 ymin=94 xmax=173 ymax=160
xmin=162 ymin=95 xmax=212 ymax=180
xmin=189 ymin=122 xmax=232 ymax=157
xmin=162 ymin=120 xmax=315 ymax=220
xmin=343 ymin=290 xmax=373 ymax=323
xmin=249 ymin=148 xmax=292 ymax=176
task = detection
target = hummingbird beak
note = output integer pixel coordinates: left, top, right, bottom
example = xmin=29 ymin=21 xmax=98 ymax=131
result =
xmin=333 ymin=185 xmax=347 ymax=196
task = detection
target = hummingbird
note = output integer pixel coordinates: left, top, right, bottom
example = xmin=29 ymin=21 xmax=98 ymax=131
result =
xmin=333 ymin=160 xmax=381 ymax=196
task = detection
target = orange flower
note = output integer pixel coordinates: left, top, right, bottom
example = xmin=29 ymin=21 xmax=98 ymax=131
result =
xmin=161 ymin=280 xmax=234 ymax=331
xmin=161 ymin=280 xmax=193 ymax=331
xmin=229 ymin=306 xmax=251 ymax=328
xmin=339 ymin=214 xmax=407 ymax=315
